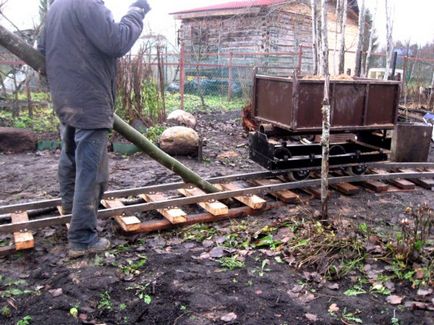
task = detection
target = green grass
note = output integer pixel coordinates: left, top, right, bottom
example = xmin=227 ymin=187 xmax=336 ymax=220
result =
xmin=0 ymin=107 xmax=59 ymax=133
xmin=165 ymin=93 xmax=246 ymax=113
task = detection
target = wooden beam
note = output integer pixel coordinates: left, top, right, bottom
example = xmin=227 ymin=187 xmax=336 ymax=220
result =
xmin=57 ymin=206 xmax=70 ymax=229
xmin=371 ymin=169 xmax=415 ymax=190
xmin=217 ymin=183 xmax=266 ymax=209
xmin=11 ymin=212 xmax=34 ymax=250
xmin=331 ymin=182 xmax=360 ymax=195
xmin=178 ymin=187 xmax=228 ymax=216
xmin=252 ymin=178 xmax=299 ymax=203
xmin=0 ymin=244 xmax=16 ymax=257
xmin=359 ymin=180 xmax=389 ymax=193
xmin=101 ymin=199 xmax=141 ymax=232
xmin=139 ymin=193 xmax=187 ymax=224
xmin=399 ymin=168 xmax=434 ymax=191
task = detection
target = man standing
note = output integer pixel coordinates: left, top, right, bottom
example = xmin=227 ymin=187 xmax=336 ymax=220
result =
xmin=38 ymin=0 xmax=150 ymax=258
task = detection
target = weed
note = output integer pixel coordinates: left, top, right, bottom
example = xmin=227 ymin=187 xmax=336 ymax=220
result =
xmin=182 ymin=224 xmax=217 ymax=242
xmin=1 ymin=305 xmax=11 ymax=318
xmin=342 ymin=308 xmax=363 ymax=324
xmin=344 ymin=284 xmax=367 ymax=297
xmin=16 ymin=315 xmax=32 ymax=325
xmin=370 ymin=282 xmax=391 ymax=296
xmin=219 ymin=256 xmax=245 ymax=270
xmin=145 ymin=125 xmax=165 ymax=143
xmin=119 ymin=303 xmax=127 ymax=311
xmin=0 ymin=278 xmax=33 ymax=299
xmin=127 ymin=283 xmax=152 ymax=304
xmin=69 ymin=307 xmax=78 ymax=318
xmin=98 ymin=291 xmax=113 ymax=311
xmin=119 ymin=255 xmax=148 ymax=275
xmin=253 ymin=259 xmax=271 ymax=277
xmin=254 ymin=234 xmax=282 ymax=250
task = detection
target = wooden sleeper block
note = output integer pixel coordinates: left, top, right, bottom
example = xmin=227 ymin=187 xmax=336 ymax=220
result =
xmin=11 ymin=212 xmax=34 ymax=250
xmin=140 ymin=193 xmax=187 ymax=224
xmin=101 ymin=199 xmax=141 ymax=232
xmin=252 ymin=178 xmax=299 ymax=203
xmin=178 ymin=187 xmax=228 ymax=216
xmin=217 ymin=182 xmax=266 ymax=209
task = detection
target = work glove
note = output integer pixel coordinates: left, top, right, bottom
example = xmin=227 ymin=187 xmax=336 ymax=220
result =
xmin=129 ymin=0 xmax=151 ymax=14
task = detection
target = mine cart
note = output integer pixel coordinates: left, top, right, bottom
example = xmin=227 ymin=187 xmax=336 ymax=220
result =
xmin=249 ymin=74 xmax=401 ymax=177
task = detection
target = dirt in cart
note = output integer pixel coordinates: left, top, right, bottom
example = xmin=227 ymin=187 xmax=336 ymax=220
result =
xmin=0 ymin=110 xmax=433 ymax=325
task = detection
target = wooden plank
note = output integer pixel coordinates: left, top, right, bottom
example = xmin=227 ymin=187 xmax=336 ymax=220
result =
xmin=139 ymin=193 xmax=187 ymax=224
xmin=101 ymin=199 xmax=141 ymax=232
xmin=302 ymin=187 xmax=322 ymax=199
xmin=252 ymin=178 xmax=299 ymax=203
xmin=178 ymin=188 xmax=228 ymax=216
xmin=217 ymin=183 xmax=266 ymax=209
xmin=359 ymin=180 xmax=389 ymax=193
xmin=57 ymin=206 xmax=70 ymax=229
xmin=331 ymin=182 xmax=360 ymax=195
xmin=11 ymin=212 xmax=34 ymax=250
xmin=399 ymin=168 xmax=434 ymax=190
xmin=371 ymin=169 xmax=415 ymax=190
xmin=0 ymin=245 xmax=16 ymax=257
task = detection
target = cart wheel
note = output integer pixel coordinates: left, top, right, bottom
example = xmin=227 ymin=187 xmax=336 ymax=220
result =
xmin=288 ymin=169 xmax=310 ymax=181
xmin=346 ymin=165 xmax=367 ymax=176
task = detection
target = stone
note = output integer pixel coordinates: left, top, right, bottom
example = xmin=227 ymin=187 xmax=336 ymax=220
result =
xmin=166 ymin=110 xmax=197 ymax=128
xmin=159 ymin=126 xmax=199 ymax=156
xmin=0 ymin=127 xmax=36 ymax=153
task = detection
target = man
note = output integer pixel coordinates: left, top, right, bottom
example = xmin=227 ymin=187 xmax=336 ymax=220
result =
xmin=38 ymin=0 xmax=150 ymax=258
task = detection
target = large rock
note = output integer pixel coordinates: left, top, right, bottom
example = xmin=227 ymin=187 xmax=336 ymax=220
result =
xmin=0 ymin=127 xmax=36 ymax=153
xmin=159 ymin=126 xmax=199 ymax=156
xmin=166 ymin=110 xmax=197 ymax=128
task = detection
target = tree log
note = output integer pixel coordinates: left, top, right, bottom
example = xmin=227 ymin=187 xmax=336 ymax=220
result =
xmin=0 ymin=24 xmax=219 ymax=194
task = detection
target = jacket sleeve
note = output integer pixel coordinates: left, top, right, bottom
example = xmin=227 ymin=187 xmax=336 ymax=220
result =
xmin=75 ymin=0 xmax=145 ymax=58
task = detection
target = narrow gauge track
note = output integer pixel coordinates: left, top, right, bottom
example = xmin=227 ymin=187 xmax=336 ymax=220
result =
xmin=0 ymin=162 xmax=433 ymax=256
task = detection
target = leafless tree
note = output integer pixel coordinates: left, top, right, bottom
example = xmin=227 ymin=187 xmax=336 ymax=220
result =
xmin=364 ymin=1 xmax=378 ymax=77
xmin=311 ymin=0 xmax=320 ymax=74
xmin=337 ymin=0 xmax=347 ymax=74
xmin=320 ymin=0 xmax=330 ymax=218
xmin=383 ymin=0 xmax=394 ymax=80
xmin=354 ymin=0 xmax=366 ymax=76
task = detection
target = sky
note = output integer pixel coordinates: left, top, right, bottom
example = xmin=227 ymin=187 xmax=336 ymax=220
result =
xmin=0 ymin=0 xmax=433 ymax=47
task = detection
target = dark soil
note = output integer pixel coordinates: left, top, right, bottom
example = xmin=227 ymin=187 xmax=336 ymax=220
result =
xmin=0 ymin=110 xmax=433 ymax=325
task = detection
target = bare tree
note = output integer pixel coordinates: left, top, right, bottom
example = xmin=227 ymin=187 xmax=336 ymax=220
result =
xmin=320 ymin=0 xmax=330 ymax=218
xmin=337 ymin=0 xmax=347 ymax=74
xmin=311 ymin=0 xmax=319 ymax=74
xmin=354 ymin=0 xmax=366 ymax=76
xmin=384 ymin=0 xmax=394 ymax=80
xmin=429 ymin=71 xmax=434 ymax=110
xmin=364 ymin=1 xmax=378 ymax=77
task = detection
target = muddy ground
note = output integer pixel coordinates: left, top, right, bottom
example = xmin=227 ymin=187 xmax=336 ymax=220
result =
xmin=0 ymin=110 xmax=433 ymax=325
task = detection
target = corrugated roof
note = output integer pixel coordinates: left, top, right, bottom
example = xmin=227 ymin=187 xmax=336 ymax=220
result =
xmin=171 ymin=0 xmax=286 ymax=15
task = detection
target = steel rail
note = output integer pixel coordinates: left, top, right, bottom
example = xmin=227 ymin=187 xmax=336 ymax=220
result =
xmin=0 ymin=171 xmax=433 ymax=234
xmin=0 ymin=161 xmax=433 ymax=215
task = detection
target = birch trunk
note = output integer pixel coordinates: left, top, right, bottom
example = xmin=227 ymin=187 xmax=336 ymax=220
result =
xmin=0 ymin=24 xmax=219 ymax=194
xmin=429 ymin=71 xmax=434 ymax=110
xmin=320 ymin=0 xmax=330 ymax=218
xmin=337 ymin=0 xmax=347 ymax=74
xmin=354 ymin=0 xmax=365 ymax=77
xmin=384 ymin=0 xmax=394 ymax=80
xmin=311 ymin=0 xmax=319 ymax=74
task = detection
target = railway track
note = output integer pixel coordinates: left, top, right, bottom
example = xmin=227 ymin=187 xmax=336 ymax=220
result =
xmin=1 ymin=162 xmax=433 ymax=256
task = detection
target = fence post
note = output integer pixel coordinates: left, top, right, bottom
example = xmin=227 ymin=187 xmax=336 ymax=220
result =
xmin=297 ymin=45 xmax=303 ymax=75
xmin=228 ymin=51 xmax=233 ymax=101
xmin=180 ymin=41 xmax=185 ymax=110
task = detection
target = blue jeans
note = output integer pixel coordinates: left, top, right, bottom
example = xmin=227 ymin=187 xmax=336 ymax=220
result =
xmin=59 ymin=125 xmax=109 ymax=249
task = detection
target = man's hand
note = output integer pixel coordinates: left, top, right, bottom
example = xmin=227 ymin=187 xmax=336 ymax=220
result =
xmin=129 ymin=0 xmax=151 ymax=13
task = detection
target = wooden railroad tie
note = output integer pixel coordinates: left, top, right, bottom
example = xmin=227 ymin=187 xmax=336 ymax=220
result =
xmin=56 ymin=206 xmax=70 ymax=229
xmin=178 ymin=187 xmax=228 ymax=216
xmin=252 ymin=178 xmax=299 ymax=203
xmin=399 ymin=168 xmax=434 ymax=191
xmin=101 ymin=199 xmax=141 ymax=232
xmin=371 ymin=169 xmax=415 ymax=190
xmin=139 ymin=193 xmax=187 ymax=224
xmin=216 ymin=182 xmax=266 ymax=209
xmin=11 ymin=212 xmax=34 ymax=250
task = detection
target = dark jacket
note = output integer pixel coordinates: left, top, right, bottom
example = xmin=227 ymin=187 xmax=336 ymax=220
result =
xmin=38 ymin=0 xmax=145 ymax=129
